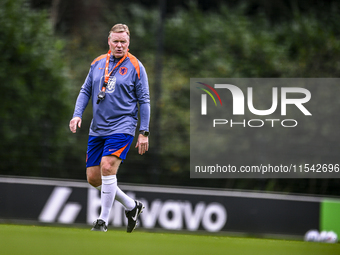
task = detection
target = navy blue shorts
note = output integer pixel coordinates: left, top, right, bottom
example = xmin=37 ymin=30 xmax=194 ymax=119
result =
xmin=86 ymin=133 xmax=134 ymax=168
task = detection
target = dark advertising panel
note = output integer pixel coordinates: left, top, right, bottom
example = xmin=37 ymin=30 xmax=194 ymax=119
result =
xmin=0 ymin=177 xmax=320 ymax=236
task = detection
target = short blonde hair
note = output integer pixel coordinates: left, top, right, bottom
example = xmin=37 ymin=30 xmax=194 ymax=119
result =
xmin=109 ymin=24 xmax=130 ymax=37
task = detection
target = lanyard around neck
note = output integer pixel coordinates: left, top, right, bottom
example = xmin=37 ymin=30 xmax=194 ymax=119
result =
xmin=97 ymin=49 xmax=128 ymax=104
xmin=104 ymin=50 xmax=128 ymax=85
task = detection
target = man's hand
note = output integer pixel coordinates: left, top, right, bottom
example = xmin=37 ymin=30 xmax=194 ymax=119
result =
xmin=135 ymin=134 xmax=149 ymax=155
xmin=69 ymin=117 xmax=82 ymax=133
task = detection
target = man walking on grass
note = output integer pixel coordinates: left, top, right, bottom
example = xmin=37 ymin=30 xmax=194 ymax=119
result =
xmin=69 ymin=23 xmax=150 ymax=232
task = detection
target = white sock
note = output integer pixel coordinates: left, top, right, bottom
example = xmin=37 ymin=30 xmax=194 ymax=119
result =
xmin=95 ymin=184 xmax=135 ymax=211
xmin=115 ymin=186 xmax=135 ymax=211
xmin=98 ymin=175 xmax=117 ymax=225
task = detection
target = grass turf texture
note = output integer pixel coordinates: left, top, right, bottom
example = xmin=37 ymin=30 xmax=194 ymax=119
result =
xmin=0 ymin=224 xmax=339 ymax=255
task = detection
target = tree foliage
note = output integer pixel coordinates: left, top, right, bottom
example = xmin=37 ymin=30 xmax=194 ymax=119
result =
xmin=0 ymin=0 xmax=71 ymax=176
xmin=154 ymin=3 xmax=340 ymax=193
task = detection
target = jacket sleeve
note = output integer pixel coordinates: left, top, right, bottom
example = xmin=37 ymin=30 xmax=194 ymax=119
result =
xmin=135 ymin=62 xmax=150 ymax=131
xmin=72 ymin=67 xmax=93 ymax=118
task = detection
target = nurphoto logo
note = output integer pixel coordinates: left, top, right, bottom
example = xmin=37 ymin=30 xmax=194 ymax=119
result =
xmin=197 ymin=82 xmax=312 ymax=128
xmin=190 ymin=78 xmax=339 ymax=179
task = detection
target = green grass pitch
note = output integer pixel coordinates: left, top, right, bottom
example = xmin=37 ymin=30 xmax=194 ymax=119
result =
xmin=0 ymin=224 xmax=339 ymax=255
